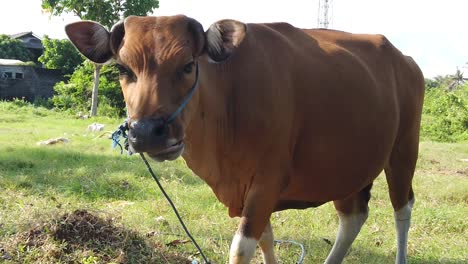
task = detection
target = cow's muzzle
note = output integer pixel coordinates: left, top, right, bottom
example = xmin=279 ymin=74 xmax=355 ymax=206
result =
xmin=126 ymin=63 xmax=199 ymax=161
xmin=127 ymin=118 xmax=184 ymax=161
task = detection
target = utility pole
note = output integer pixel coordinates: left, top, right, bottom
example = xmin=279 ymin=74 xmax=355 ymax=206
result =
xmin=318 ymin=0 xmax=333 ymax=29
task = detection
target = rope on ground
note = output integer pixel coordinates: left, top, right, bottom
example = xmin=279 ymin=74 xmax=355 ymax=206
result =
xmin=274 ymin=239 xmax=305 ymax=264
xmin=139 ymin=153 xmax=211 ymax=264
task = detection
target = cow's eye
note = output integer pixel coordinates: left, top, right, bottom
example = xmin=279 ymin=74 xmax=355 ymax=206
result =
xmin=183 ymin=61 xmax=194 ymax=74
xmin=116 ymin=64 xmax=130 ymax=75
xmin=116 ymin=64 xmax=136 ymax=81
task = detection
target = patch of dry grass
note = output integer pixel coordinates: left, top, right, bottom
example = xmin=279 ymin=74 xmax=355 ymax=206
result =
xmin=0 ymin=210 xmax=191 ymax=264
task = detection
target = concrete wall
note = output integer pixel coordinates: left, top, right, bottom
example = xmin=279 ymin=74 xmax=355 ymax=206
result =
xmin=0 ymin=65 xmax=62 ymax=101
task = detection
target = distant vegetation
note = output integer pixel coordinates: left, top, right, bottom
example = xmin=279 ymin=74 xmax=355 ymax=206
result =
xmin=51 ymin=61 xmax=125 ymax=117
xmin=421 ymin=76 xmax=468 ymax=142
xmin=38 ymin=36 xmax=84 ymax=76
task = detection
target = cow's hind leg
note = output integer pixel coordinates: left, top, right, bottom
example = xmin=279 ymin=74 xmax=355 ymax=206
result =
xmin=392 ymin=193 xmax=414 ymax=264
xmin=324 ymin=184 xmax=372 ymax=264
xmin=385 ymin=133 xmax=419 ymax=264
xmin=258 ymin=220 xmax=277 ymax=264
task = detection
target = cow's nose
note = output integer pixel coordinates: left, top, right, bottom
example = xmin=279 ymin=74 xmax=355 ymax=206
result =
xmin=128 ymin=118 xmax=168 ymax=152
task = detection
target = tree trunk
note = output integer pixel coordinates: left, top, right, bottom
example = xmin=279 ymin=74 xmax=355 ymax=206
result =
xmin=91 ymin=63 xmax=102 ymax=116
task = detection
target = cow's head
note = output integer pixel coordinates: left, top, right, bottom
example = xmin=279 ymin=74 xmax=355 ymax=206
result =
xmin=65 ymin=15 xmax=246 ymax=161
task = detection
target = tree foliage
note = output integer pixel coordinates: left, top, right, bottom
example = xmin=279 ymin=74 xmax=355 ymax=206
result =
xmin=52 ymin=61 xmax=125 ymax=117
xmin=0 ymin=34 xmax=33 ymax=62
xmin=427 ymin=71 xmax=467 ymax=91
xmin=38 ymin=36 xmax=84 ymax=76
xmin=41 ymin=0 xmax=159 ymax=28
xmin=421 ymin=81 xmax=468 ymax=142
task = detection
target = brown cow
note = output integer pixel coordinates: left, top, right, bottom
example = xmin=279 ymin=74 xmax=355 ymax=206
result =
xmin=65 ymin=15 xmax=424 ymax=264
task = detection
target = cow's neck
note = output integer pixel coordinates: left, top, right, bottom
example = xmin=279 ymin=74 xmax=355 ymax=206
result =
xmin=182 ymin=59 xmax=247 ymax=207
xmin=183 ymin=61 xmax=253 ymax=216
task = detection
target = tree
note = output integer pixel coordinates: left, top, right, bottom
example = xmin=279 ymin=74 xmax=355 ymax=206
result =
xmin=0 ymin=34 xmax=33 ymax=62
xmin=41 ymin=0 xmax=159 ymax=116
xmin=421 ymin=85 xmax=468 ymax=142
xmin=428 ymin=74 xmax=460 ymax=90
xmin=39 ymin=36 xmax=84 ymax=76
xmin=448 ymin=67 xmax=466 ymax=91
xmin=424 ymin=78 xmax=438 ymax=90
xmin=52 ymin=60 xmax=125 ymax=117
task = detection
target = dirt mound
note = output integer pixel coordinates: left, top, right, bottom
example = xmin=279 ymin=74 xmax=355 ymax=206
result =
xmin=1 ymin=209 xmax=191 ymax=263
xmin=53 ymin=209 xmax=120 ymax=247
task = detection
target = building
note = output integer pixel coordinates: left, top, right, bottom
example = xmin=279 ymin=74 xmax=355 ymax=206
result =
xmin=0 ymin=32 xmax=63 ymax=101
xmin=0 ymin=59 xmax=62 ymax=101
xmin=10 ymin=32 xmax=44 ymax=62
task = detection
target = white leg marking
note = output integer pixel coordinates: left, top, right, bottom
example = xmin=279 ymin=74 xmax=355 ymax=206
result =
xmin=229 ymin=233 xmax=258 ymax=264
xmin=394 ymin=198 xmax=414 ymax=264
xmin=259 ymin=223 xmax=278 ymax=264
xmin=324 ymin=211 xmax=368 ymax=264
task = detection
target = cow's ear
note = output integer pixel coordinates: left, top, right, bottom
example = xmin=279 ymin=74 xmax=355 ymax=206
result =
xmin=65 ymin=21 xmax=112 ymax=63
xmin=205 ymin=19 xmax=247 ymax=62
xmin=187 ymin=18 xmax=205 ymax=57
xmin=109 ymin=20 xmax=125 ymax=55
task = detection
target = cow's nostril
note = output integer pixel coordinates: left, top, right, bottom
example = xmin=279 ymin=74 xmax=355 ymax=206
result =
xmin=128 ymin=118 xmax=167 ymax=146
xmin=128 ymin=129 xmax=137 ymax=142
xmin=153 ymin=124 xmax=168 ymax=137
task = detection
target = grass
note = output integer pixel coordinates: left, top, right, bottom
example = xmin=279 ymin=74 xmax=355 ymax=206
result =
xmin=0 ymin=101 xmax=467 ymax=263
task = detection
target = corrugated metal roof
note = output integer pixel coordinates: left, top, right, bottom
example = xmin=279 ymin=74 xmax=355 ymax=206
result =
xmin=0 ymin=59 xmax=25 ymax=66
xmin=9 ymin=32 xmax=43 ymax=50
xmin=10 ymin=32 xmax=41 ymax=40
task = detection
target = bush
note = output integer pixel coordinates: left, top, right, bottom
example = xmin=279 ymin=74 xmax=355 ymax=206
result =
xmin=421 ymin=85 xmax=468 ymax=142
xmin=33 ymin=97 xmax=54 ymax=109
xmin=39 ymin=36 xmax=85 ymax=76
xmin=10 ymin=97 xmax=30 ymax=108
xmin=51 ymin=61 xmax=125 ymax=117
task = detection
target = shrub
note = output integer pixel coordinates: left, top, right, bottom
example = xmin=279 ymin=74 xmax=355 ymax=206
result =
xmin=38 ymin=36 xmax=85 ymax=76
xmin=421 ymin=85 xmax=468 ymax=142
xmin=10 ymin=97 xmax=30 ymax=108
xmin=51 ymin=61 xmax=125 ymax=117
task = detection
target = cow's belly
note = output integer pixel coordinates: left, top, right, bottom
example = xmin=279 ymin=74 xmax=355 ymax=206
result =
xmin=281 ymin=160 xmax=382 ymax=203
xmin=278 ymin=73 xmax=399 ymax=203
xmin=280 ymin=115 xmax=397 ymax=203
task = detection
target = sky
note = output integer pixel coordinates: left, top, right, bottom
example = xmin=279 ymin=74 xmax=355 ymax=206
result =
xmin=0 ymin=0 xmax=467 ymax=78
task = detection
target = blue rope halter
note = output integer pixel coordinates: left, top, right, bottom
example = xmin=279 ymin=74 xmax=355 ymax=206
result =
xmin=166 ymin=62 xmax=200 ymax=124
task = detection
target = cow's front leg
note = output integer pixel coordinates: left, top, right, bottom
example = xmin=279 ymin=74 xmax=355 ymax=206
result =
xmin=229 ymin=225 xmax=258 ymax=264
xmin=258 ymin=220 xmax=278 ymax=264
xmin=229 ymin=183 xmax=280 ymax=264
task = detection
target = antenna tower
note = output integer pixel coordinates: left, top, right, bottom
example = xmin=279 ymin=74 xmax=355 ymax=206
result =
xmin=318 ymin=0 xmax=333 ymax=29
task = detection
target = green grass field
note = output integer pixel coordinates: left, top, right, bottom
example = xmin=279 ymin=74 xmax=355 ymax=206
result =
xmin=0 ymin=101 xmax=467 ymax=263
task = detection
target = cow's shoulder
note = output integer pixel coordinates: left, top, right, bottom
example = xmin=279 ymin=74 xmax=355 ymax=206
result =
xmin=302 ymin=29 xmax=393 ymax=53
xmin=247 ymin=22 xmax=315 ymax=43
